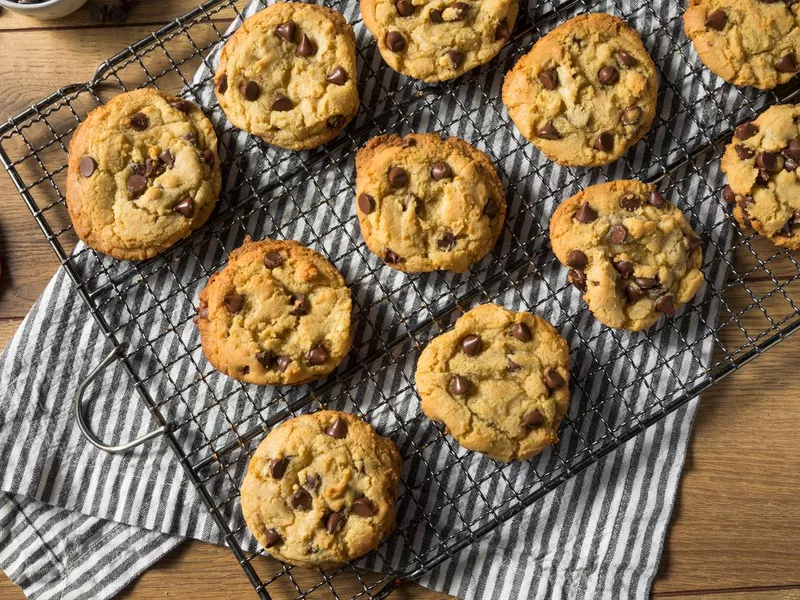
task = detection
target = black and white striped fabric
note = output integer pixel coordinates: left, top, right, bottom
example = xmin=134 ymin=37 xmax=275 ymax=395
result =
xmin=0 ymin=0 xmax=746 ymax=598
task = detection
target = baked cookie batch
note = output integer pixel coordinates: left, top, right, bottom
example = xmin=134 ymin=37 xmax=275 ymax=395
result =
xmin=62 ymin=0 xmax=797 ymax=568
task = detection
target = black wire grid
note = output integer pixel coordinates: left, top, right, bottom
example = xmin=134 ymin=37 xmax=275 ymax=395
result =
xmin=2 ymin=0 xmax=800 ymax=598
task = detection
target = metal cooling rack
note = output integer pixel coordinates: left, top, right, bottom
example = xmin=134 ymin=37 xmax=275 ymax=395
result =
xmin=3 ymin=0 xmax=800 ymax=598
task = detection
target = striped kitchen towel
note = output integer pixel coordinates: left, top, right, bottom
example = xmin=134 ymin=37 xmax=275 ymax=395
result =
xmin=0 ymin=0 xmax=754 ymax=598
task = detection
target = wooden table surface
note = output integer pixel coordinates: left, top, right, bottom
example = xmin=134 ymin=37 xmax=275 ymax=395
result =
xmin=1 ymin=2 xmax=799 ymax=599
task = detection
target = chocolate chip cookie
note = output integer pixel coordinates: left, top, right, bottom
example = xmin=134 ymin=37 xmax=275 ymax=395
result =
xmin=241 ymin=410 xmax=402 ymax=567
xmin=721 ymin=104 xmax=800 ymax=247
xmin=361 ymin=0 xmax=519 ymax=82
xmin=66 ymin=88 xmax=221 ymax=261
xmin=549 ymin=181 xmax=705 ymax=331
xmin=196 ymin=237 xmax=352 ymax=385
xmin=355 ymin=133 xmax=506 ymax=272
xmin=502 ymin=13 xmax=658 ymax=167
xmin=214 ymin=3 xmax=359 ymax=150
xmin=415 ymin=303 xmax=570 ymax=462
xmin=684 ymin=0 xmax=800 ymax=89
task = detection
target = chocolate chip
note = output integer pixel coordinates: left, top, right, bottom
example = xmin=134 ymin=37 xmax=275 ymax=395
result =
xmin=431 ymin=161 xmax=452 ymax=180
xmin=385 ymin=31 xmax=406 ymax=52
xmin=351 ymin=497 xmax=375 ymax=517
xmin=272 ymin=94 xmax=293 ymax=111
xmin=687 ymin=234 xmax=703 ymax=250
xmin=126 ymin=173 xmax=147 ymax=197
xmin=290 ymin=489 xmax=312 ymax=511
xmin=617 ymin=50 xmax=638 ymax=67
xmin=507 ymin=357 xmax=522 ymax=372
xmin=79 ymin=156 xmax=96 ymax=177
xmin=241 ymin=365 xmax=251 ymax=375
xmin=326 ymin=67 xmax=348 ymax=86
xmin=786 ymin=158 xmax=799 ymax=172
xmin=598 ymin=65 xmax=619 ymax=85
xmin=511 ymin=322 xmax=532 ymax=342
xmin=648 ymin=190 xmax=667 ymax=209
xmin=544 ymin=368 xmax=565 ymax=390
xmin=129 ymin=112 xmax=148 ymax=131
xmin=452 ymin=2 xmax=469 ymax=19
xmin=757 ymin=151 xmax=781 ymax=172
xmin=722 ymin=185 xmax=736 ymax=203
xmin=276 ymin=21 xmax=295 ymax=42
xmin=327 ymin=115 xmax=346 ymax=130
xmin=388 ymin=166 xmax=408 ymax=187
xmin=270 ymin=457 xmax=289 ymax=479
xmin=461 ymin=334 xmax=482 ymax=356
xmin=130 ymin=163 xmax=146 ymax=177
xmin=755 ymin=169 xmax=771 ymax=187
xmin=566 ymin=249 xmax=588 ymax=270
xmin=385 ymin=250 xmax=402 ymax=264
xmin=610 ymin=224 xmax=628 ymax=244
xmin=575 ymin=202 xmax=597 ymax=223
xmin=620 ymin=192 xmax=641 ymax=211
xmin=438 ymin=231 xmax=456 ymax=250
xmin=776 ymin=220 xmax=793 ymax=237
xmin=495 ymin=19 xmax=511 ymax=40
xmin=183 ymin=133 xmax=199 ymax=146
xmin=448 ymin=375 xmax=471 ymax=396
xmin=224 ymin=294 xmax=244 ymax=313
xmin=522 ymin=409 xmax=544 ymax=428
xmin=622 ymin=106 xmax=643 ymax=126
xmin=775 ymin=53 xmax=798 ymax=73
xmin=240 ymin=81 xmax=260 ymax=101
xmin=536 ymin=121 xmax=560 ymax=140
xmin=613 ymin=260 xmax=634 ymax=278
xmin=784 ymin=139 xmax=800 ymax=160
xmin=326 ymin=417 xmax=347 ymax=438
xmin=306 ymin=345 xmax=328 ymax=365
xmin=538 ymin=69 xmax=558 ymax=90
xmin=735 ymin=145 xmax=755 ymax=160
xmin=203 ymin=149 xmax=215 ymax=167
xmin=264 ymin=251 xmax=284 ymax=268
xmin=395 ymin=0 xmax=414 ymax=15
xmin=483 ymin=198 xmax=499 ymax=218
xmin=144 ymin=159 xmax=161 ymax=179
xmin=173 ymin=197 xmax=194 ymax=217
xmin=256 ymin=351 xmax=276 ymax=368
xmin=326 ymin=512 xmax=345 ymax=534
xmin=634 ymin=276 xmax=658 ymax=289
xmin=358 ymin=193 xmax=375 ymax=214
xmin=217 ymin=74 xmax=228 ymax=94
xmin=159 ymin=149 xmax=174 ymax=168
xmin=297 ymin=34 xmax=316 ymax=57
xmin=594 ymin=132 xmax=613 ymax=152
xmin=265 ymin=528 xmax=282 ymax=548
xmin=625 ymin=283 xmax=646 ymax=303
xmin=170 ymin=100 xmax=192 ymax=113
xmin=568 ymin=269 xmax=587 ymax=292
xmin=656 ymin=294 xmax=675 ymax=317
xmin=430 ymin=9 xmax=443 ymax=23
xmin=404 ymin=194 xmax=423 ymax=216
xmin=277 ymin=356 xmax=292 ymax=372
xmin=289 ymin=294 xmax=309 ymax=316
xmin=735 ymin=122 xmax=758 ymax=140
xmin=446 ymin=50 xmax=464 ymax=68
xmin=304 ymin=474 xmax=320 ymax=492
xmin=705 ymin=9 xmax=727 ymax=30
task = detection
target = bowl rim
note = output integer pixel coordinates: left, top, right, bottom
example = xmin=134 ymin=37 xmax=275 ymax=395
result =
xmin=0 ymin=0 xmax=78 ymax=9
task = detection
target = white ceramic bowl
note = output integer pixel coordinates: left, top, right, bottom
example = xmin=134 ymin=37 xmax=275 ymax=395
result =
xmin=0 ymin=0 xmax=89 ymax=20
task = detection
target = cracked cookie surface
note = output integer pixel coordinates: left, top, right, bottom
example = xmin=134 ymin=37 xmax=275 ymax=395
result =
xmin=241 ymin=410 xmax=402 ymax=567
xmin=721 ymin=104 xmax=800 ymax=248
xmin=196 ymin=237 xmax=352 ymax=385
xmin=684 ymin=0 xmax=800 ymax=89
xmin=361 ymin=0 xmax=519 ymax=82
xmin=415 ymin=303 xmax=570 ymax=462
xmin=66 ymin=88 xmax=221 ymax=261
xmin=355 ymin=133 xmax=506 ymax=273
xmin=550 ymin=180 xmax=705 ymax=331
xmin=214 ymin=3 xmax=359 ymax=150
xmin=502 ymin=12 xmax=658 ymax=167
